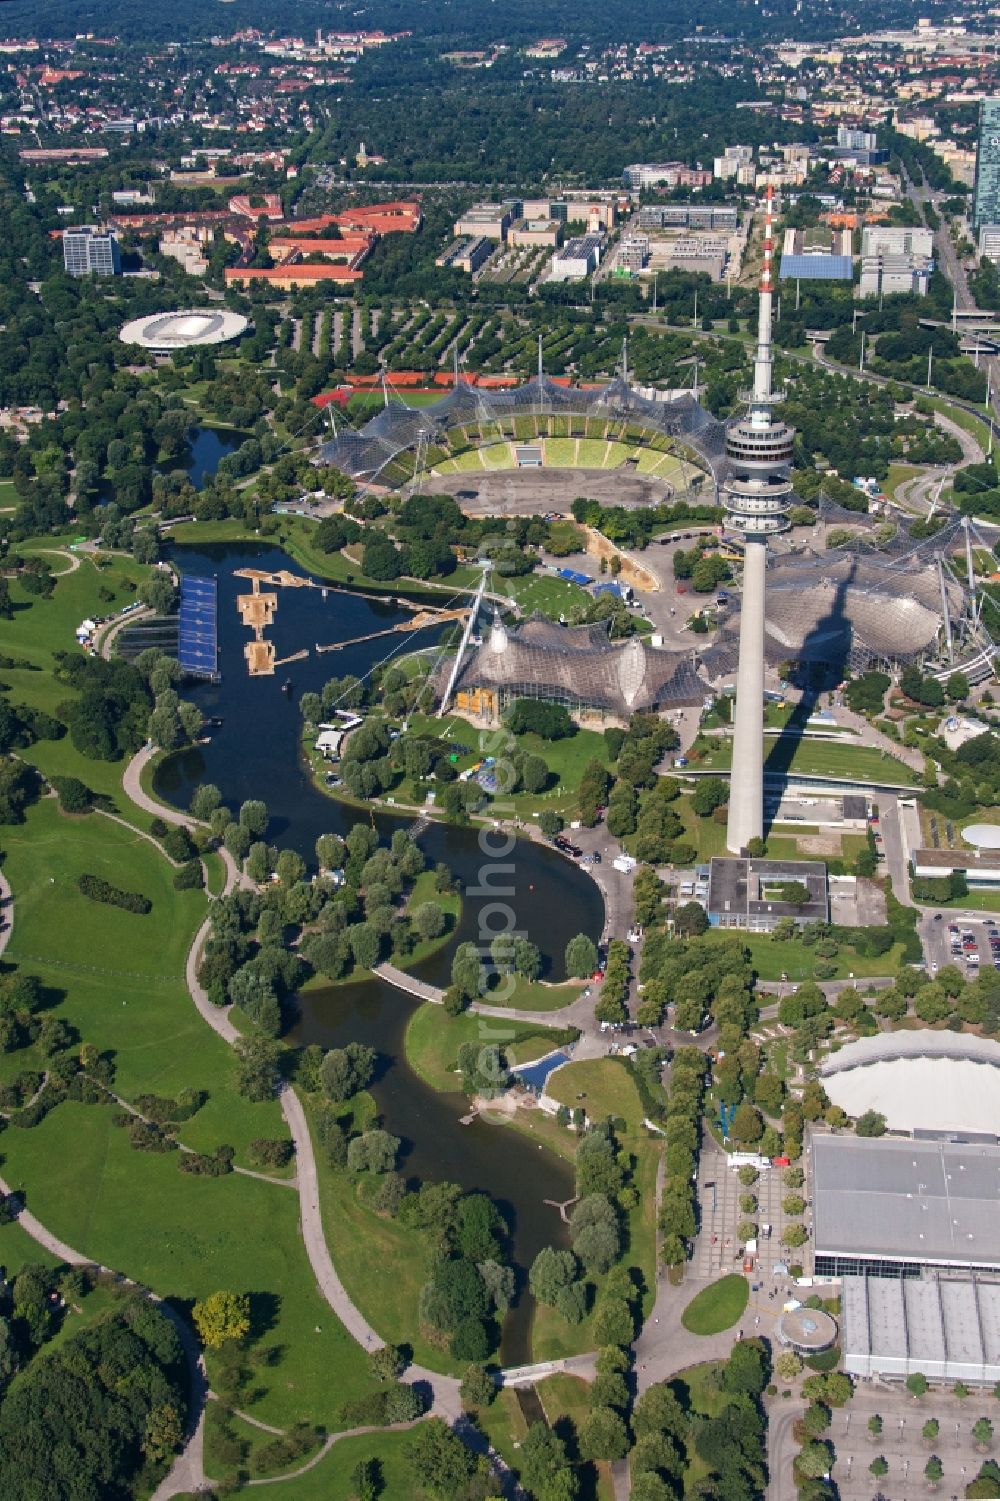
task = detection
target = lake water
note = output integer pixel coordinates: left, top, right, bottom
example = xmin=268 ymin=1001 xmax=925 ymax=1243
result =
xmin=157 ymin=541 xmax=604 ymax=1361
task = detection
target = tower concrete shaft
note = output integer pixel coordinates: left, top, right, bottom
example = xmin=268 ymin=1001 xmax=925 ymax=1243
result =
xmin=724 ymin=184 xmax=794 ymax=854
xmin=728 ymin=538 xmax=766 ymax=851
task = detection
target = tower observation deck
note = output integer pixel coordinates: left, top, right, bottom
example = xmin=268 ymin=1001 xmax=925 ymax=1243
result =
xmin=725 ymin=186 xmax=794 ymax=853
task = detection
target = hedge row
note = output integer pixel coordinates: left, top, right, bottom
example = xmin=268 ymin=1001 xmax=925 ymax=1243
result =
xmin=77 ymin=874 xmax=151 ymax=914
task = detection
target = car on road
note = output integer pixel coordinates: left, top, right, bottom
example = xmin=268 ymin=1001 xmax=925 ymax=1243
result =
xmin=933 ymin=913 xmax=942 ymax=921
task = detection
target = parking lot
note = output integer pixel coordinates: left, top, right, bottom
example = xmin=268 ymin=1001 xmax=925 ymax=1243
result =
xmin=829 ymin=1384 xmax=996 ymax=1501
xmin=923 ymin=914 xmax=1000 ymax=977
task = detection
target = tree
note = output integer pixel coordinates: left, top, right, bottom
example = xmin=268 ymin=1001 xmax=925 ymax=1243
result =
xmin=922 ymin=1418 xmax=939 ymax=1441
xmin=143 ymin=1402 xmax=183 ymax=1464
xmin=520 ymin=1422 xmax=578 ymax=1501
xmin=406 ymin=1418 xmax=476 ymax=1496
xmin=924 ymin=1454 xmax=943 ymax=1486
xmin=348 ymin=1129 xmax=399 ymax=1174
xmin=451 ymin=941 xmax=486 ymax=1000
xmin=369 ymin=1343 xmax=405 ymax=1382
xmin=797 ymin=1441 xmax=833 ymax=1479
xmin=691 ymin=777 xmax=728 ymax=816
xmin=869 ymin=1455 xmax=888 ymax=1478
xmin=578 ymin=1405 xmax=630 ymax=1462
xmin=856 ymin=1109 xmax=887 ymax=1137
xmin=973 ymin=1418 xmax=994 ymax=1450
xmin=351 ymin=1458 xmax=382 ymax=1501
xmin=673 ymin=901 xmax=709 ymax=937
xmin=192 ymin=1290 xmax=250 ymax=1350
xmin=722 ymin=1339 xmax=769 ymax=1396
xmin=529 ymin=1247 xmax=578 ymax=1306
xmin=907 ymin=1372 xmax=929 ymax=1399
xmin=731 ymin=1101 xmax=763 ymax=1144
xmin=459 ymin=1364 xmax=496 ymax=1412
xmin=539 ymin=809 xmax=563 ymax=839
xmin=776 ymin=1350 xmax=803 ymax=1383
xmin=565 ymin=933 xmax=598 ymax=978
xmin=320 ymin=1043 xmax=376 ymax=1102
xmin=868 ymin=1414 xmax=884 ymax=1439
xmin=234 ymin=1035 xmax=282 ymax=1101
xmin=413 ymin=901 xmax=446 ymax=942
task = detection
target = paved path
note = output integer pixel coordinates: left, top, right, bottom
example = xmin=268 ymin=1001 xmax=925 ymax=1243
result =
xmin=124 ymin=745 xmax=249 ymax=893
xmin=374 ymin=962 xmax=444 ymax=1004
xmin=97 ymin=606 xmax=153 ymax=661
xmin=31 ymin=546 xmax=81 ymax=576
xmin=766 ymin=1396 xmax=807 ymax=1501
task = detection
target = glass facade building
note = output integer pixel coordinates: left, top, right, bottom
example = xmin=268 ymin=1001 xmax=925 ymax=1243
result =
xmin=973 ymin=98 xmax=1000 ymax=230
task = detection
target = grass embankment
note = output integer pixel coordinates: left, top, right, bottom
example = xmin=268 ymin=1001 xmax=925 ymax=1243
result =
xmin=302 ymin=1091 xmax=464 ymax=1376
xmin=691 ymin=734 xmax=919 ymax=786
xmin=167 ymin=515 xmax=482 ymax=599
xmin=681 ymin=1275 xmax=749 ymax=1335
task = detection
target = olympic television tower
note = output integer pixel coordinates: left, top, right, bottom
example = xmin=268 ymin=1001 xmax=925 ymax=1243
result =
xmin=725 ymin=186 xmax=794 ymax=853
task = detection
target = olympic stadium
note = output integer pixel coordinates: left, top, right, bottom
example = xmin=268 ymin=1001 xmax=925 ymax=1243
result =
xmin=119 ymin=308 xmax=250 ymax=352
xmin=316 ymin=371 xmax=996 ymax=689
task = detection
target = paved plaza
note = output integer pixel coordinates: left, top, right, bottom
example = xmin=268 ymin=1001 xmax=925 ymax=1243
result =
xmin=695 ymin=1139 xmax=813 ymax=1284
xmin=828 ymin=1385 xmax=997 ymax=1501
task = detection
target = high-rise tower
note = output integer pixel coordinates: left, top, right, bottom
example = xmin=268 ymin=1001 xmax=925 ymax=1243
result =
xmin=725 ymin=186 xmax=794 ymax=853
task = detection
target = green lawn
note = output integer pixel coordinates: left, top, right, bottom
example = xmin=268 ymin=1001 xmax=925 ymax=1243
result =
xmin=732 ymin=932 xmax=905 ymax=983
xmin=681 ymin=1274 xmax=749 ymax=1335
xmin=489 ymin=975 xmax=587 ymax=1012
xmin=542 ymin=1057 xmax=644 ymax=1132
xmin=403 ymin=868 xmax=461 ymax=967
xmin=0 ymin=1104 xmax=375 ymax=1429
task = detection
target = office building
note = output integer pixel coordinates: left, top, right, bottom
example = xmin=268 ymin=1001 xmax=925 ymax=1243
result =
xmin=547 ymin=233 xmax=605 ymax=282
xmin=973 ymin=98 xmax=1000 ymax=231
xmin=638 ymin=204 xmax=738 ymax=232
xmin=507 ymin=218 xmax=562 ymax=248
xmin=860 ymin=225 xmax=933 ymax=257
xmin=453 ymin=200 xmax=521 ymax=241
xmin=62 ymin=225 xmax=121 ymax=277
xmin=707 ymin=856 xmax=828 ymax=930
xmin=859 ymin=253 xmax=931 ymax=297
xmin=435 ymin=235 xmax=494 ymax=274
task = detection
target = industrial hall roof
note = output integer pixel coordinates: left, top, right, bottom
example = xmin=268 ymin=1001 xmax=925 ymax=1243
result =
xmin=448 ymin=616 xmax=708 ymax=717
xmin=316 ymin=375 xmax=728 ymax=485
xmin=811 ymin=1134 xmax=1000 ymax=1270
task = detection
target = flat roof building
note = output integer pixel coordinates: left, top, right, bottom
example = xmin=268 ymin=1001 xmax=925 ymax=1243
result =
xmin=453 ymin=200 xmax=520 ymax=241
xmin=435 ymin=235 xmax=494 ymax=274
xmin=858 ymin=253 xmax=932 ymax=298
xmin=812 ymin=1135 xmax=1000 ymax=1278
xmin=706 ymin=856 xmax=829 ymax=931
xmin=843 ymin=1274 xmax=1000 ymax=1386
xmin=547 ymin=233 xmax=605 ymax=282
xmin=861 ymin=224 xmax=933 ymax=257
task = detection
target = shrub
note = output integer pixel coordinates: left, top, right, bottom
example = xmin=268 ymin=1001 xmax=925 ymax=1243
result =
xmin=77 ymin=873 xmax=151 ymax=914
xmin=51 ymin=776 xmax=92 ymax=813
xmin=173 ymin=860 xmax=204 ymax=890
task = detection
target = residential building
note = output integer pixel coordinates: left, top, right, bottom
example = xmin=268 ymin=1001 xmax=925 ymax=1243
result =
xmin=622 ymin=162 xmax=711 ymax=190
xmin=617 ymin=234 xmax=649 ymax=273
xmin=62 ymin=225 xmax=121 ymax=277
xmin=837 ymin=124 xmax=878 ymax=150
xmin=973 ymin=97 xmax=1000 ymax=231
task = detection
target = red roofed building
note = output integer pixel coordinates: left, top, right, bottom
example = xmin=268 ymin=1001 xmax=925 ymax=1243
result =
xmin=228 ymin=193 xmax=284 ymax=220
xmin=225 ymin=264 xmax=363 ymax=288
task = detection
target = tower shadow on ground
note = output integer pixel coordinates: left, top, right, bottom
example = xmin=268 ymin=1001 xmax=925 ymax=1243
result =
xmin=760 ymin=561 xmax=853 ymax=842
